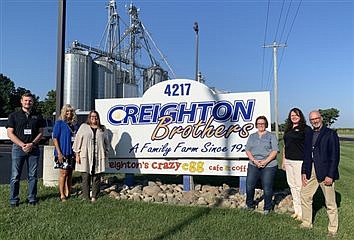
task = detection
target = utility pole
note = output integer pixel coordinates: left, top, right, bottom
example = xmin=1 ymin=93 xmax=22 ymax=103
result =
xmin=56 ymin=0 xmax=66 ymax=120
xmin=263 ymin=41 xmax=287 ymax=139
xmin=193 ymin=22 xmax=199 ymax=81
xmin=183 ymin=22 xmax=200 ymax=192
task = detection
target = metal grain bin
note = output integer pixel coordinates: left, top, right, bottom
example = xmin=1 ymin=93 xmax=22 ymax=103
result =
xmin=93 ymin=58 xmax=119 ymax=99
xmin=64 ymin=52 xmax=93 ymax=111
xmin=117 ymin=82 xmax=138 ymax=98
xmin=117 ymin=68 xmax=130 ymax=84
xmin=143 ymin=66 xmax=168 ymax=93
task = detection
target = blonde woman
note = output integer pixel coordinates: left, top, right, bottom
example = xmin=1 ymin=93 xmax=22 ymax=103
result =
xmin=53 ymin=104 xmax=78 ymax=201
xmin=73 ymin=111 xmax=109 ymax=202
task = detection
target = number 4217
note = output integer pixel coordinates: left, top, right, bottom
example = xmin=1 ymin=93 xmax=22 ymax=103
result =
xmin=164 ymin=83 xmax=191 ymax=96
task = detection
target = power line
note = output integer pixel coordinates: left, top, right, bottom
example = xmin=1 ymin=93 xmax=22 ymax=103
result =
xmin=261 ymin=0 xmax=271 ymax=90
xmin=262 ymin=0 xmax=303 ymax=94
xmin=285 ymin=0 xmax=303 ymax=44
xmin=274 ymin=0 xmax=286 ymax=42
xmin=265 ymin=53 xmax=274 ymax=91
xmin=278 ymin=0 xmax=293 ymax=44
xmin=277 ymin=0 xmax=303 ymax=73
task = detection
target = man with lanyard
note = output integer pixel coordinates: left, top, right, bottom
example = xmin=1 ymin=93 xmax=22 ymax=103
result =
xmin=7 ymin=92 xmax=45 ymax=207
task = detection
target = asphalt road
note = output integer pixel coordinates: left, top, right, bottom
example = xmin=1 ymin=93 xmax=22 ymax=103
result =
xmin=339 ymin=135 xmax=354 ymax=141
xmin=0 ymin=144 xmax=44 ymax=185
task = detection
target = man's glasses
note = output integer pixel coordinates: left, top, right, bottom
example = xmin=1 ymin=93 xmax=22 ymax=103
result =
xmin=310 ymin=117 xmax=320 ymax=121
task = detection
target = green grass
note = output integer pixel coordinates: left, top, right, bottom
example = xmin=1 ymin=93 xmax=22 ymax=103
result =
xmin=1 ymin=141 xmax=353 ymax=240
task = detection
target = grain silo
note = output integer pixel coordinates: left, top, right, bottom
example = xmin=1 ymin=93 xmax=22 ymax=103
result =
xmin=93 ymin=57 xmax=118 ymax=99
xmin=143 ymin=66 xmax=168 ymax=93
xmin=117 ymin=67 xmax=130 ymax=84
xmin=64 ymin=51 xmax=93 ymax=111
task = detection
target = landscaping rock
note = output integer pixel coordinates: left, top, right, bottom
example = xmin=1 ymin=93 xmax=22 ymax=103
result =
xmin=101 ymin=178 xmax=294 ymax=215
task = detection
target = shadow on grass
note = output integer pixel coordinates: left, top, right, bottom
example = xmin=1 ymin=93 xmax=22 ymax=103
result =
xmin=37 ymin=192 xmax=60 ymax=202
xmin=151 ymin=207 xmax=212 ymax=240
xmin=274 ymin=168 xmax=289 ymax=190
xmin=273 ymin=169 xmax=291 ymax=208
xmin=312 ymin=188 xmax=342 ymax=220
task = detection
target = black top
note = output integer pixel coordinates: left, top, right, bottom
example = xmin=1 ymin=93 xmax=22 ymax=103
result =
xmin=7 ymin=109 xmax=45 ymax=143
xmin=91 ymin=127 xmax=98 ymax=174
xmin=284 ymin=125 xmax=311 ymax=160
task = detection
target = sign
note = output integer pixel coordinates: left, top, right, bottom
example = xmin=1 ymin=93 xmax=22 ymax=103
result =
xmin=96 ymin=79 xmax=271 ymax=175
xmin=107 ymin=159 xmax=248 ymax=176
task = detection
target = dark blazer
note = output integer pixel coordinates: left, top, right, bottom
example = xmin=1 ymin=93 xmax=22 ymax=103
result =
xmin=302 ymin=125 xmax=340 ymax=182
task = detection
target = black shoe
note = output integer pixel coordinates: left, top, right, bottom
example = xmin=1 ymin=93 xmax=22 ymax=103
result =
xmin=243 ymin=205 xmax=255 ymax=211
xmin=29 ymin=201 xmax=37 ymax=206
xmin=10 ymin=203 xmax=19 ymax=208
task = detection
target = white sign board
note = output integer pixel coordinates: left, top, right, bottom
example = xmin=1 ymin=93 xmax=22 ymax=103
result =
xmin=96 ymin=79 xmax=270 ymax=176
xmin=107 ymin=159 xmax=248 ymax=176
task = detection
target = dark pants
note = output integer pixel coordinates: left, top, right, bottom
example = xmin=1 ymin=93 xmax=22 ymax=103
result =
xmin=246 ymin=164 xmax=277 ymax=210
xmin=81 ymin=172 xmax=101 ymax=200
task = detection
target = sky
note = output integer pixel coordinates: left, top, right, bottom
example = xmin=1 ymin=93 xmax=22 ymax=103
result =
xmin=0 ymin=0 xmax=353 ymax=128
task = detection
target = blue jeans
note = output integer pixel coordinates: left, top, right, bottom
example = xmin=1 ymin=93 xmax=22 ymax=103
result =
xmin=246 ymin=163 xmax=277 ymax=210
xmin=10 ymin=144 xmax=40 ymax=204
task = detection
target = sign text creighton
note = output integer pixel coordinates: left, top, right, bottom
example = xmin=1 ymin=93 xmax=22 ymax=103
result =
xmin=96 ymin=79 xmax=270 ymax=175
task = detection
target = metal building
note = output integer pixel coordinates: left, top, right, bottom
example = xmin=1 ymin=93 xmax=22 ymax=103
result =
xmin=63 ymin=1 xmax=174 ymax=107
xmin=117 ymin=67 xmax=130 ymax=84
xmin=143 ymin=66 xmax=168 ymax=93
xmin=93 ymin=57 xmax=118 ymax=99
xmin=117 ymin=83 xmax=138 ymax=98
xmin=64 ymin=52 xmax=93 ymax=111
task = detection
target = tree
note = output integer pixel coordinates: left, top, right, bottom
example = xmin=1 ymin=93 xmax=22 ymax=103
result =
xmin=319 ymin=108 xmax=340 ymax=127
xmin=279 ymin=122 xmax=286 ymax=132
xmin=0 ymin=73 xmax=42 ymax=116
xmin=271 ymin=121 xmax=286 ymax=132
xmin=0 ymin=74 xmax=16 ymax=117
xmin=2 ymin=74 xmax=56 ymax=119
xmin=38 ymin=90 xmax=56 ymax=118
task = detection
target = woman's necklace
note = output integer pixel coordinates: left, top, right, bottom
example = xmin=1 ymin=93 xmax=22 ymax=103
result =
xmin=66 ymin=120 xmax=76 ymax=134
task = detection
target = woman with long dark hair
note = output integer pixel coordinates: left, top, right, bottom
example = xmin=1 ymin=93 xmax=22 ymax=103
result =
xmin=282 ymin=107 xmax=311 ymax=220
